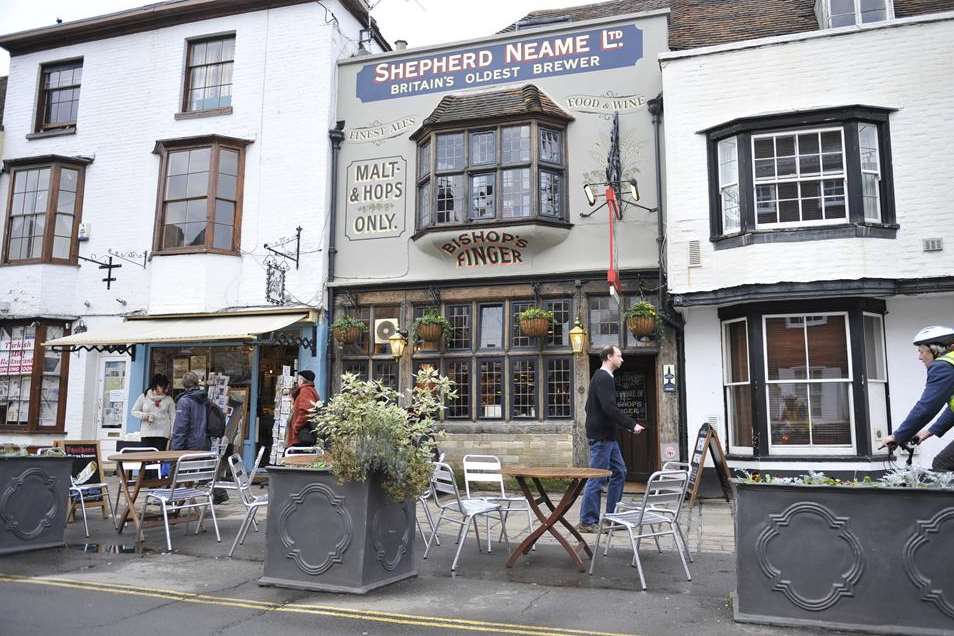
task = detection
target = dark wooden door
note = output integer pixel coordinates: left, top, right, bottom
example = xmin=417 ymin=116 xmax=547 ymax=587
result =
xmin=589 ymin=355 xmax=658 ymax=481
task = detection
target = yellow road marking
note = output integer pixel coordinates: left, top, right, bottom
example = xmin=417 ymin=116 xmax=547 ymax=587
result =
xmin=0 ymin=574 xmax=637 ymax=636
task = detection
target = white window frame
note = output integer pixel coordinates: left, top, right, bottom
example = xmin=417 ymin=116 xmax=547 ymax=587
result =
xmin=762 ymin=312 xmax=856 ymax=455
xmin=858 ymin=123 xmax=882 ymax=223
xmin=752 ymin=127 xmax=849 ymax=230
xmin=826 ymin=0 xmax=895 ymax=28
xmin=721 ymin=317 xmax=753 ymax=456
xmin=718 ymin=137 xmax=740 ymax=234
xmin=863 ymin=312 xmax=890 ymax=452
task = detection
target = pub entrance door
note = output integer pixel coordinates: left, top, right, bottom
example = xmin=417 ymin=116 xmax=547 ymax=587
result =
xmin=588 ymin=354 xmax=658 ymax=481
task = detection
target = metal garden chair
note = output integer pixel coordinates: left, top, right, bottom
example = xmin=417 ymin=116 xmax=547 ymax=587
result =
xmin=225 ymin=453 xmax=268 ymax=557
xmin=422 ymin=461 xmax=509 ymax=572
xmin=589 ymin=469 xmax=692 ymax=590
xmin=463 ymin=454 xmax=534 ymax=551
xmin=138 ymin=452 xmax=221 ymax=551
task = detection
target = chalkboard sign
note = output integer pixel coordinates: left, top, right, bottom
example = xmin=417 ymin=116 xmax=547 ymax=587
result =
xmin=54 ymin=440 xmax=108 ymax=517
xmin=686 ymin=423 xmax=733 ymax=510
xmin=615 ymin=371 xmax=647 ymax=421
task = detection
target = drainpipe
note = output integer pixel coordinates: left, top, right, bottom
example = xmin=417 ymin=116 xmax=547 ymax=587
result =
xmin=325 ymin=121 xmax=345 ymax=400
xmin=648 ymin=94 xmax=688 ymax=463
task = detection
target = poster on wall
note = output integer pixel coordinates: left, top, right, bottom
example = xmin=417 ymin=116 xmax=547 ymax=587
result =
xmin=0 ymin=336 xmax=34 ymax=376
xmin=172 ymin=357 xmax=190 ymax=389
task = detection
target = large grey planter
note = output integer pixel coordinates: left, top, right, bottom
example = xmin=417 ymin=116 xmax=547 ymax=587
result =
xmin=734 ymin=482 xmax=954 ymax=635
xmin=258 ymin=466 xmax=417 ymax=594
xmin=0 ymin=456 xmax=72 ymax=556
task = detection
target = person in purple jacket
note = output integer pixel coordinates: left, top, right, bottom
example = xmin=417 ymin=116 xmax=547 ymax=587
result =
xmin=882 ymin=326 xmax=954 ymax=471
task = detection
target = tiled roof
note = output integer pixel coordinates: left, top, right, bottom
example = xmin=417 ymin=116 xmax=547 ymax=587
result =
xmin=0 ymin=76 xmax=6 ymax=131
xmin=411 ymin=85 xmax=573 ymax=139
xmin=501 ymin=0 xmax=954 ymax=50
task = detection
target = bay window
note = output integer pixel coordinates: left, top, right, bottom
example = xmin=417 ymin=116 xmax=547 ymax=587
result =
xmin=0 ymin=321 xmax=70 ymax=433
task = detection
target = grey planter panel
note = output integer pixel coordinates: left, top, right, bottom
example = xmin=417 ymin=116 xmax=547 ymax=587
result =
xmin=734 ymin=483 xmax=954 ymax=635
xmin=0 ymin=457 xmax=72 ymax=556
xmin=259 ymin=466 xmax=416 ymax=594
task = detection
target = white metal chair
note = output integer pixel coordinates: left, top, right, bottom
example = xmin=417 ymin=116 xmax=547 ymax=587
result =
xmin=589 ymin=469 xmax=692 ymax=590
xmin=416 ymin=454 xmax=446 ymax=546
xmin=423 ymin=461 xmax=509 ymax=572
xmin=463 ymin=454 xmax=534 ymax=551
xmin=138 ymin=452 xmax=221 ymax=551
xmin=112 ymin=446 xmax=160 ymax=515
xmin=38 ymin=448 xmax=115 ymax=537
xmin=283 ymin=446 xmax=323 ymax=457
xmin=226 ymin=453 xmax=268 ymax=557
xmin=217 ymin=446 xmax=266 ymax=494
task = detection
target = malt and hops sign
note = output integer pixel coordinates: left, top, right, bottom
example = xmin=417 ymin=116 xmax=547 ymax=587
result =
xmin=345 ymin=157 xmax=407 ymax=241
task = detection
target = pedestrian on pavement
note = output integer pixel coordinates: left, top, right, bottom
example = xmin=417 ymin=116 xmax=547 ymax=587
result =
xmin=171 ymin=371 xmax=212 ymax=451
xmin=882 ymin=326 xmax=954 ymax=471
xmin=578 ymin=345 xmax=645 ymax=533
xmin=286 ymin=370 xmax=320 ymax=447
xmin=131 ymin=374 xmax=175 ymax=450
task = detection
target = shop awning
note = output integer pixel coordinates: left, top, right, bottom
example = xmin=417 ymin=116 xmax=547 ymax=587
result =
xmin=43 ymin=310 xmax=317 ymax=358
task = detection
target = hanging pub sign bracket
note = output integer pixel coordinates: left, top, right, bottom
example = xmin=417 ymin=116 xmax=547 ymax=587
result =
xmin=260 ymin=323 xmax=318 ymax=357
xmin=49 ymin=343 xmax=137 ymax=360
xmin=580 ymin=112 xmax=657 ymax=219
xmin=264 ymin=226 xmax=303 ymax=270
xmin=77 ymin=254 xmax=123 ymax=290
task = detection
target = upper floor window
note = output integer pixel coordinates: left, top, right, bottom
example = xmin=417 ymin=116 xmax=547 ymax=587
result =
xmin=152 ymin=135 xmax=250 ymax=255
xmin=820 ymin=0 xmax=893 ymax=28
xmin=35 ymin=59 xmax=82 ymax=132
xmin=706 ymin=106 xmax=896 ymax=249
xmin=183 ymin=35 xmax=235 ymax=113
xmin=2 ymin=157 xmax=88 ymax=264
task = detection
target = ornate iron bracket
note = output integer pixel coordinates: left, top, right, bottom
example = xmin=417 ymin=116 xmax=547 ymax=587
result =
xmin=50 ymin=344 xmax=136 ymax=360
xmin=260 ymin=326 xmax=318 ymax=357
xmin=264 ymin=256 xmax=289 ymax=305
xmin=77 ymin=255 xmax=122 ymax=290
xmin=264 ymin=226 xmax=303 ymax=270
xmin=581 ymin=111 xmax=658 ymax=219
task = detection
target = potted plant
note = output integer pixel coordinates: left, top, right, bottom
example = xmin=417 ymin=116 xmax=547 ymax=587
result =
xmin=413 ymin=309 xmax=452 ymax=345
xmin=331 ymin=315 xmax=367 ymax=345
xmin=732 ymin=469 xmax=954 ymax=634
xmin=260 ymin=368 xmax=456 ymax=594
xmin=624 ymin=301 xmax=657 ymax=338
xmin=0 ymin=447 xmax=73 ymax=555
xmin=518 ymin=306 xmax=554 ymax=337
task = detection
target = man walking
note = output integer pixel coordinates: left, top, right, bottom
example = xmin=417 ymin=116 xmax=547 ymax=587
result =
xmin=578 ymin=345 xmax=645 ymax=533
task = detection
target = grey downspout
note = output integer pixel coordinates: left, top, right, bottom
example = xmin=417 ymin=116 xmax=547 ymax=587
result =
xmin=325 ymin=121 xmax=345 ymax=400
xmin=648 ymin=94 xmax=688 ymax=463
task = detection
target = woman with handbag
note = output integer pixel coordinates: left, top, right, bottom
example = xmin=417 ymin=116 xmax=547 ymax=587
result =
xmin=286 ymin=370 xmax=320 ymax=447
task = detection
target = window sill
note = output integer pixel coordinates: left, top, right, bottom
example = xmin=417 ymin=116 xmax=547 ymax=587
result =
xmin=174 ymin=107 xmax=233 ymax=120
xmin=26 ymin=128 xmax=77 ymax=140
xmin=0 ymin=261 xmax=80 ymax=268
xmin=411 ymin=217 xmax=572 ymax=241
xmin=712 ymin=223 xmax=898 ymax=250
xmin=0 ymin=428 xmax=66 ymax=435
xmin=726 ymin=454 xmax=881 ymax=462
xmin=442 ymin=421 xmax=574 ymax=435
xmin=151 ymin=248 xmax=240 ymax=257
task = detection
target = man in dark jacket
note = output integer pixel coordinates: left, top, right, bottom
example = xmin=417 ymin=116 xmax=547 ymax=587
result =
xmin=171 ymin=372 xmax=211 ymax=451
xmin=578 ymin=345 xmax=645 ymax=533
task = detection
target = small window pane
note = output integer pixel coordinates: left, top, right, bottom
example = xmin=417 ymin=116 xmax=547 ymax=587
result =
xmin=589 ymin=296 xmax=619 ymax=347
xmin=501 ymin=125 xmax=530 ymax=163
xmin=213 ymin=224 xmax=232 ymax=250
xmin=806 ymin=315 xmax=849 ymax=379
xmin=215 ymin=199 xmax=235 ymax=225
xmin=418 ymin=141 xmax=431 ymax=178
xmin=417 ymin=181 xmax=431 ymax=227
xmin=723 ymin=321 xmax=749 ymax=383
xmin=544 ymin=298 xmax=571 ymax=347
xmin=502 ymin=168 xmax=531 ymax=218
xmin=479 ymin=305 xmax=504 ymax=350
xmin=539 ymin=128 xmax=562 ymax=164
xmin=446 ymin=359 xmax=471 ymax=418
xmin=540 ymin=171 xmax=562 ymax=218
xmin=342 ymin=360 xmax=368 ymax=381
xmin=219 ymin=149 xmax=239 ymax=176
xmin=447 ymin=304 xmax=472 ymax=350
xmin=436 ymin=133 xmax=464 ymax=171
xmin=372 ymin=360 xmax=398 ymax=392
xmin=864 ymin=315 xmax=886 ymax=381
xmin=470 ymin=173 xmax=495 ymax=220
xmin=477 ymin=359 xmax=503 ymax=419
xmin=511 ymin=358 xmax=537 ymax=418
xmin=470 ymin=131 xmax=495 ymax=166
xmin=769 ymin=383 xmax=811 ymax=445
xmin=510 ymin=301 xmax=533 ymax=349
xmin=436 ymin=175 xmax=464 ymax=224
xmin=545 ymin=358 xmax=573 ymax=418
xmin=765 ymin=317 xmax=807 ymax=380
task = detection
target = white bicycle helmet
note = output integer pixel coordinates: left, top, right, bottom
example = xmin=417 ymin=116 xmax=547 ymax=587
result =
xmin=912 ymin=326 xmax=954 ymax=346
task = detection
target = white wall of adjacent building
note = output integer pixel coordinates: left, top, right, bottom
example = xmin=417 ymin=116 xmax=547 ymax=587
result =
xmin=0 ymin=1 xmax=373 ymax=447
xmin=661 ymin=13 xmax=954 ymax=295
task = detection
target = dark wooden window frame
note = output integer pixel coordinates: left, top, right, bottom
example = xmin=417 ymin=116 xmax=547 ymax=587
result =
xmin=544 ymin=356 xmax=575 ymax=419
xmin=179 ymin=32 xmax=236 ymax=116
xmin=413 ymin=116 xmax=569 ymax=236
xmin=718 ymin=297 xmax=890 ymax=460
xmin=704 ymin=106 xmax=898 ymax=250
xmin=509 ymin=355 xmax=539 ymax=420
xmin=0 ymin=320 xmax=71 ymax=434
xmin=151 ymin=134 xmax=251 ymax=256
xmin=2 ymin=155 xmax=91 ymax=266
xmin=33 ymin=58 xmax=83 ymax=134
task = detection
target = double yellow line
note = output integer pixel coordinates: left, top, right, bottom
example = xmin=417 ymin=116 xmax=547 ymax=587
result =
xmin=0 ymin=574 xmax=636 ymax=636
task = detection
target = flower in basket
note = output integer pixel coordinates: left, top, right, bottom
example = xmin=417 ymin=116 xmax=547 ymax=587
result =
xmin=413 ymin=309 xmax=453 ymax=345
xmin=623 ymin=301 xmax=658 ymax=338
xmin=309 ymin=369 xmax=456 ymax=502
xmin=331 ymin=315 xmax=368 ymax=345
xmin=517 ymin=306 xmax=554 ymax=337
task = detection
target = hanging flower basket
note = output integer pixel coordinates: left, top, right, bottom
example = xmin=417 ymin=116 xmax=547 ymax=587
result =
xmin=416 ymin=323 xmax=443 ymax=343
xmin=333 ymin=326 xmax=362 ymax=344
xmin=331 ymin=316 xmax=367 ymax=345
xmin=519 ymin=318 xmax=550 ymax=337
xmin=627 ymin=316 xmax=656 ymax=338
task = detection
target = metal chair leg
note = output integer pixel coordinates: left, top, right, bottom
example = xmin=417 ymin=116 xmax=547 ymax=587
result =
xmin=452 ymin=516 xmax=471 ymax=571
xmin=75 ymin=489 xmax=90 ymax=537
xmin=228 ymin=508 xmax=255 ymax=558
xmin=672 ymin=524 xmax=692 ymax=581
xmin=628 ymin=529 xmax=647 ymax=590
xmin=207 ymin=496 xmax=221 ymax=542
xmin=589 ymin=518 xmax=605 ymax=576
xmin=161 ymin=501 xmax=172 ymax=551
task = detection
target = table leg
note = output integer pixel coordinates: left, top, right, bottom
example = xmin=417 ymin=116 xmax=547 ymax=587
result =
xmin=506 ymin=477 xmax=591 ymax=572
xmin=115 ymin=462 xmax=145 ymax=537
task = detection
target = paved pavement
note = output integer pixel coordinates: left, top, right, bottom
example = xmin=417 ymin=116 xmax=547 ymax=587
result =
xmin=0 ymin=476 xmax=842 ymax=636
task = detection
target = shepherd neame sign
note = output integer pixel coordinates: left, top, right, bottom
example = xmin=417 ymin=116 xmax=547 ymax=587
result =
xmin=357 ymin=25 xmax=643 ymax=102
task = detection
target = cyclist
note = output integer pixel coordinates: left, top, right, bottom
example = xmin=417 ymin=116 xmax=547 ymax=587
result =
xmin=882 ymin=326 xmax=954 ymax=471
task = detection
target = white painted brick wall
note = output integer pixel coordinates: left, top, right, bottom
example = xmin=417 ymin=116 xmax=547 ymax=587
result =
xmin=661 ymin=16 xmax=954 ymax=295
xmin=0 ymin=1 xmax=367 ymax=318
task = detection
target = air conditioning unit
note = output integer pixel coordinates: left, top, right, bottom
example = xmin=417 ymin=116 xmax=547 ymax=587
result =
xmin=374 ymin=318 xmax=399 ymax=345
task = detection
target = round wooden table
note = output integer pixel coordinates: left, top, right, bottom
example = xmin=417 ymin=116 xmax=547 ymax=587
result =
xmin=501 ymin=466 xmax=611 ymax=572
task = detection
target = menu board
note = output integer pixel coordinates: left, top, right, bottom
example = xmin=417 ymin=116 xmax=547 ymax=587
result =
xmin=615 ymin=371 xmax=647 ymax=421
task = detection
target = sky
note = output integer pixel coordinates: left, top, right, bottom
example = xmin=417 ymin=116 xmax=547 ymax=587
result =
xmin=0 ymin=0 xmax=606 ymax=75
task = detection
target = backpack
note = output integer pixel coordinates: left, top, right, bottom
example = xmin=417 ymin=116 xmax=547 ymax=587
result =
xmin=206 ymin=402 xmax=227 ymax=438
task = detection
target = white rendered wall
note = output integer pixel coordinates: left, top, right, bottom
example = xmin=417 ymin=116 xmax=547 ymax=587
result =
xmin=660 ymin=15 xmax=954 ymax=295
